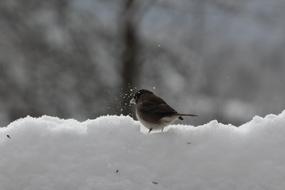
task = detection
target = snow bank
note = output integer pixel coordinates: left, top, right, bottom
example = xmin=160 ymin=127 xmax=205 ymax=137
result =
xmin=1 ymin=111 xmax=285 ymax=190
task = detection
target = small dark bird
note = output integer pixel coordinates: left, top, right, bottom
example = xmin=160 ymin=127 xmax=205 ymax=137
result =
xmin=152 ymin=181 xmax=159 ymax=185
xmin=130 ymin=89 xmax=197 ymax=133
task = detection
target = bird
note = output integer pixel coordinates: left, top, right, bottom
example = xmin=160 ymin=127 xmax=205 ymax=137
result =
xmin=130 ymin=89 xmax=197 ymax=133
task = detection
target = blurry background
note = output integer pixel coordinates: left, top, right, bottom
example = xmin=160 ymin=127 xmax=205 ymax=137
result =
xmin=1 ymin=0 xmax=285 ymax=127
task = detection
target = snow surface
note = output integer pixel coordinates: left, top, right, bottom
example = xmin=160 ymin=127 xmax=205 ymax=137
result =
xmin=1 ymin=111 xmax=285 ymax=190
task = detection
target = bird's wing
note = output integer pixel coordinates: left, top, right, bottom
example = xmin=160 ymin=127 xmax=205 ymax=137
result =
xmin=140 ymin=95 xmax=178 ymax=117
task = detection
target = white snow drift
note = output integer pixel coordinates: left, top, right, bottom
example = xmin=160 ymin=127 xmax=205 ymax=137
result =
xmin=1 ymin=111 xmax=285 ymax=190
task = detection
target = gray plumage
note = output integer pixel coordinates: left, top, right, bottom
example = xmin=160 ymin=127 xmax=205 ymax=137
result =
xmin=130 ymin=89 xmax=197 ymax=133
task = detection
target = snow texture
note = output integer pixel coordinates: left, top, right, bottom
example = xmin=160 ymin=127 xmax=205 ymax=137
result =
xmin=1 ymin=111 xmax=285 ymax=190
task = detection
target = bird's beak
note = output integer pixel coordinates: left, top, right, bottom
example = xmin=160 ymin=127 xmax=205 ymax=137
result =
xmin=130 ymin=98 xmax=136 ymax=104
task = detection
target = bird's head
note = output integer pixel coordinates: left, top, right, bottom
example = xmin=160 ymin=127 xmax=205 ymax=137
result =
xmin=130 ymin=89 xmax=153 ymax=104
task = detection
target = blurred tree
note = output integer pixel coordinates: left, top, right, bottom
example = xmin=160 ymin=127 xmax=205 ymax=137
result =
xmin=0 ymin=0 xmax=105 ymax=122
xmin=120 ymin=0 xmax=141 ymax=116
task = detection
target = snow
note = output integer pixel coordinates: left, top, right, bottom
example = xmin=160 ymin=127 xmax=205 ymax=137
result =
xmin=1 ymin=111 xmax=285 ymax=190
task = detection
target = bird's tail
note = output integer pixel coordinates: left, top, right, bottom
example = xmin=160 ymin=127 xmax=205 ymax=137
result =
xmin=177 ymin=113 xmax=198 ymax=120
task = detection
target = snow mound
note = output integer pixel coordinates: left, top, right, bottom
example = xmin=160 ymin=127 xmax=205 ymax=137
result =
xmin=1 ymin=111 xmax=285 ymax=190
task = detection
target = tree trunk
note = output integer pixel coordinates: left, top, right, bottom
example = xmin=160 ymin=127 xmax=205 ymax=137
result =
xmin=120 ymin=0 xmax=141 ymax=116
